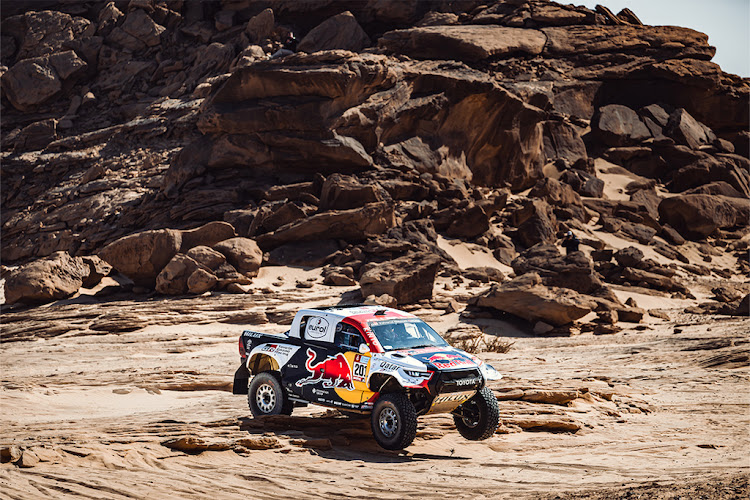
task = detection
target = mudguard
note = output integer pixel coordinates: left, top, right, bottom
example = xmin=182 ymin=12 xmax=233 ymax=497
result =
xmin=246 ymin=343 xmax=301 ymax=373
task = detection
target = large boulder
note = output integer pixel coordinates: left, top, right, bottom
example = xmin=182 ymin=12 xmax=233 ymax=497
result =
xmin=319 ymin=174 xmax=383 ymax=211
xmin=658 ymin=195 xmax=750 ymax=239
xmin=473 ymin=273 xmax=596 ymax=327
xmin=594 ymin=104 xmax=650 ymax=147
xmin=559 ymin=169 xmax=604 ymax=198
xmin=510 ymin=199 xmax=557 ymax=248
xmin=542 ymin=121 xmax=587 ymax=165
xmin=99 ymin=229 xmax=182 ymax=288
xmin=256 ymin=202 xmax=395 ymax=249
xmin=379 ymin=25 xmax=547 ymax=62
xmin=245 ymin=8 xmax=274 ymax=43
xmin=511 ymin=243 xmax=603 ymax=294
xmin=528 ymin=177 xmax=590 ymax=222
xmin=445 ymin=203 xmax=491 ymax=239
xmin=621 ymin=267 xmax=690 ymax=294
xmin=107 ymin=9 xmax=165 ymax=51
xmin=4 ymin=252 xmax=89 ymax=304
xmin=360 ymin=252 xmax=441 ymax=305
xmin=1 ymin=10 xmax=94 ymax=61
xmin=298 ymin=11 xmax=370 ymax=53
xmin=213 ymin=238 xmax=263 ymax=277
xmin=186 ymin=246 xmax=226 ymax=270
xmin=156 ymin=254 xmax=213 ymax=295
xmin=665 ymin=108 xmax=715 ymax=150
xmin=1 ymin=50 xmax=87 ymax=111
xmin=180 ymin=221 xmax=236 ymax=251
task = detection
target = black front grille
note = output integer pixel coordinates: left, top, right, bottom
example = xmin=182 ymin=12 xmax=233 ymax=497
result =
xmin=433 ymin=368 xmax=483 ymax=394
xmin=440 ymin=369 xmax=481 ymax=381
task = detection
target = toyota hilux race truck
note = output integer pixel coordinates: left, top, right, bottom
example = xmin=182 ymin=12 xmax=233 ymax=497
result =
xmin=233 ymin=305 xmax=502 ymax=450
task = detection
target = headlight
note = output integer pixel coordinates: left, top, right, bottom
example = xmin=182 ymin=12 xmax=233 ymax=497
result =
xmin=405 ymin=370 xmax=430 ymax=378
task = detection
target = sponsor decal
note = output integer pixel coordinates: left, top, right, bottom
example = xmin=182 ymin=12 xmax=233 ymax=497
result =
xmin=376 ymin=361 xmax=400 ymax=372
xmin=295 ymin=348 xmax=354 ymax=390
xmin=306 ymin=317 xmax=330 ymax=339
xmin=454 ymin=377 xmax=480 ymax=387
xmin=432 ymin=392 xmax=472 ymax=405
xmin=426 ymin=352 xmax=474 ymax=369
xmin=352 ymin=354 xmax=368 ymax=382
xmin=260 ymin=343 xmax=294 ymax=356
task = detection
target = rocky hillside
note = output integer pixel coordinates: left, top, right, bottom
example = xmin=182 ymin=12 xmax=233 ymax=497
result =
xmin=2 ymin=0 xmax=748 ymax=332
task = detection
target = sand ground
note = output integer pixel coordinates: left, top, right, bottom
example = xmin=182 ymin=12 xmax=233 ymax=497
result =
xmin=1 ymin=287 xmax=747 ymax=499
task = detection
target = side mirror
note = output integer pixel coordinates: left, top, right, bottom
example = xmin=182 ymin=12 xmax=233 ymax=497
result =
xmin=358 ymin=343 xmax=370 ymax=354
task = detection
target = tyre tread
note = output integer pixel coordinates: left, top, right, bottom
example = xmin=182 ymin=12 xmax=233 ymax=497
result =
xmin=453 ymin=387 xmax=499 ymax=441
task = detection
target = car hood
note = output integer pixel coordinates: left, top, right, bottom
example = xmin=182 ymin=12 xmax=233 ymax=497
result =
xmin=394 ymin=346 xmax=481 ymax=371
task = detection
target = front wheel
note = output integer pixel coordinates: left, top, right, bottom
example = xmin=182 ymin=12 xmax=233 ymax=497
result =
xmin=370 ymin=393 xmax=417 ymax=450
xmin=248 ymin=372 xmax=293 ymax=417
xmin=453 ymin=387 xmax=499 ymax=441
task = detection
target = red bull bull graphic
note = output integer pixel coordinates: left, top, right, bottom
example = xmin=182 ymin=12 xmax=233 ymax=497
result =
xmin=296 ymin=348 xmax=354 ymax=390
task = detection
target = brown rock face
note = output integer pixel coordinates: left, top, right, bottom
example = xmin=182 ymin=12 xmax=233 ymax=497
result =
xmin=185 ymin=51 xmax=546 ymax=192
xmin=4 ymin=252 xmax=89 ymax=304
xmin=542 ymin=25 xmax=711 ymax=57
xmin=256 ymin=202 xmax=395 ymax=250
xmin=360 ymin=252 xmax=441 ymax=305
xmin=298 ymin=11 xmax=370 ymax=53
xmin=658 ymin=195 xmax=750 ymax=239
xmin=379 ymin=26 xmax=547 ymax=61
xmin=99 ymin=229 xmax=182 ymax=288
xmin=474 ymin=273 xmax=596 ymax=327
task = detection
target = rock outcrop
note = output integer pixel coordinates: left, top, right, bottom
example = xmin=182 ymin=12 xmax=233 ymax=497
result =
xmin=360 ymin=252 xmax=441 ymax=305
xmin=473 ymin=273 xmax=597 ymax=327
xmin=4 ymin=252 xmax=90 ymax=304
xmin=1 ymin=0 xmax=748 ymax=320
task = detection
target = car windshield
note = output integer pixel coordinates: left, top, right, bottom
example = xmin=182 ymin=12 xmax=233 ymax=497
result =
xmin=369 ymin=318 xmax=448 ymax=351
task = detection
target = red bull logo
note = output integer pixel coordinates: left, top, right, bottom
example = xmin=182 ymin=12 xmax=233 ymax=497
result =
xmin=427 ymin=352 xmax=471 ymax=368
xmin=296 ymin=348 xmax=354 ymax=390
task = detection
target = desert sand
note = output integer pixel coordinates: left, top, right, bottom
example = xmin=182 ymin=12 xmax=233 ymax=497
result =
xmin=2 ymin=258 xmax=748 ymax=499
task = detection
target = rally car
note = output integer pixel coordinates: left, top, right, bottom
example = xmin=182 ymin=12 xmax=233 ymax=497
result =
xmin=233 ymin=305 xmax=502 ymax=450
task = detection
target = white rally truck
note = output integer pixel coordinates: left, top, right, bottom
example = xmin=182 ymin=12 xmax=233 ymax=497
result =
xmin=233 ymin=305 xmax=502 ymax=450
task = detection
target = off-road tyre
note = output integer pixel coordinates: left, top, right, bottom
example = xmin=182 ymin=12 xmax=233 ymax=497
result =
xmin=453 ymin=387 xmax=499 ymax=441
xmin=370 ymin=393 xmax=417 ymax=450
xmin=248 ymin=372 xmax=294 ymax=417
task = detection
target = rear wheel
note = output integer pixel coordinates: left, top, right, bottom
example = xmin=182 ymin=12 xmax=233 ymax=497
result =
xmin=248 ymin=372 xmax=293 ymax=417
xmin=370 ymin=393 xmax=417 ymax=450
xmin=453 ymin=387 xmax=499 ymax=441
